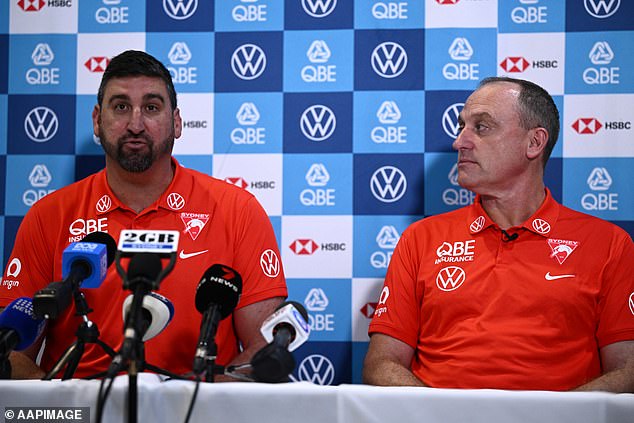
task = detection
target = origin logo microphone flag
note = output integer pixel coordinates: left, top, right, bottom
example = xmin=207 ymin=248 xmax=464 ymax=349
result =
xmin=2 ymin=0 xmax=634 ymax=385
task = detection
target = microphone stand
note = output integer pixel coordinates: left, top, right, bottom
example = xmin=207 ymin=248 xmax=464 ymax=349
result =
xmin=43 ymin=288 xmax=116 ymax=380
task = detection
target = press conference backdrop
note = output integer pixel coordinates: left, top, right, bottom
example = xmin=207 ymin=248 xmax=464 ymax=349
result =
xmin=1 ymin=0 xmax=633 ymax=385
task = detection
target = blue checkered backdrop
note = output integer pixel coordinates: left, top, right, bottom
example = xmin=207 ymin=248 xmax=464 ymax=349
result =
xmin=1 ymin=0 xmax=633 ymax=385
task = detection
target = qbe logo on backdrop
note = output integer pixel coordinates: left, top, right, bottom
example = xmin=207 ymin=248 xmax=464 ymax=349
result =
xmin=214 ymin=32 xmax=282 ymax=92
xmin=7 ymin=95 xmax=75 ymax=154
xmin=213 ymin=93 xmax=283 ymax=154
xmin=5 ymin=156 xmax=75 ymax=216
xmin=77 ymin=0 xmax=145 ymax=32
xmin=215 ymin=0 xmax=284 ymax=31
xmin=563 ymin=159 xmax=633 ymax=220
xmin=283 ymin=92 xmax=352 ymax=153
xmin=353 ymin=91 xmax=425 ymax=154
xmin=353 ymin=154 xmax=424 ymax=215
xmin=498 ymin=0 xmax=565 ymax=33
xmin=354 ymin=30 xmax=424 ymax=91
xmin=283 ymin=30 xmax=353 ymax=92
xmin=352 ymin=217 xmax=410 ymax=278
xmin=354 ymin=0 xmax=424 ymax=29
xmin=9 ymin=36 xmax=76 ymax=94
xmin=283 ymin=155 xmax=352 ymax=215
xmin=424 ymin=153 xmax=475 ymax=215
xmin=425 ymin=29 xmax=497 ymax=90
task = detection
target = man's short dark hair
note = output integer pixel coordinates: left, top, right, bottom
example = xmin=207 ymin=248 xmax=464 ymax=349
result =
xmin=478 ymin=76 xmax=560 ymax=166
xmin=97 ymin=50 xmax=177 ymax=110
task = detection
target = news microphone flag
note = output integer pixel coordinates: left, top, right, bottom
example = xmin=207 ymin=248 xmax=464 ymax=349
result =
xmin=0 ymin=297 xmax=45 ymax=351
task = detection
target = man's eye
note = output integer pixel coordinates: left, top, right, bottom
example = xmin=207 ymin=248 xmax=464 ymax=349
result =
xmin=114 ymin=104 xmax=127 ymax=111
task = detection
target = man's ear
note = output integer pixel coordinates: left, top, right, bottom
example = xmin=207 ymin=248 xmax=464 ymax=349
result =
xmin=92 ymin=105 xmax=101 ymax=137
xmin=527 ymin=127 xmax=548 ymax=160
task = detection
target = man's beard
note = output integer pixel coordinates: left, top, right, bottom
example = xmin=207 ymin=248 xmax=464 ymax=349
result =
xmin=99 ymin=129 xmax=174 ymax=173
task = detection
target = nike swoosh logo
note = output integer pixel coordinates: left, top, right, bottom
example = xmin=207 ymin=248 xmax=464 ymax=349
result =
xmin=179 ymin=249 xmax=208 ymax=259
xmin=545 ymin=272 xmax=575 ymax=281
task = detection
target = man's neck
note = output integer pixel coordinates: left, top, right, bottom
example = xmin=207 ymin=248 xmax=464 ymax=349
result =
xmin=479 ymin=182 xmax=546 ymax=230
xmin=105 ymin=159 xmax=175 ymax=214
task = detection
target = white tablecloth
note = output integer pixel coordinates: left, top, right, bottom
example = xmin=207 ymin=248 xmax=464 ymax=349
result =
xmin=1 ymin=374 xmax=633 ymax=423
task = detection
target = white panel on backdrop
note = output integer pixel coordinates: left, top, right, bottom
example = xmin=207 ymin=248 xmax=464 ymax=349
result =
xmin=282 ymin=215 xmax=353 ymax=278
xmin=212 ymin=153 xmax=282 ymax=216
xmin=425 ymin=0 xmax=497 ymax=28
xmin=10 ymin=0 xmax=78 ymax=34
xmin=564 ymin=94 xmax=634 ymax=157
xmin=76 ymin=33 xmax=145 ymax=95
xmin=497 ymin=32 xmax=565 ymax=95
xmin=351 ymin=278 xmax=385 ymax=342
xmin=174 ymin=93 xmax=214 ymax=155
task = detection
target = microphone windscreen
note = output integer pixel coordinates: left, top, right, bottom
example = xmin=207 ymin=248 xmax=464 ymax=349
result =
xmin=195 ymin=264 xmax=242 ymax=318
xmin=0 ymin=297 xmax=45 ymax=350
xmin=122 ymin=292 xmax=174 ymax=342
xmin=127 ymin=253 xmax=162 ymax=282
xmin=82 ymin=231 xmax=117 ymax=267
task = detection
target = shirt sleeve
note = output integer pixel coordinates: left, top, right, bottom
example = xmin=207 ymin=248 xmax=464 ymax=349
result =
xmin=596 ymin=228 xmax=634 ymax=347
xmin=368 ymin=229 xmax=422 ymax=349
xmin=231 ymin=196 xmax=287 ymax=309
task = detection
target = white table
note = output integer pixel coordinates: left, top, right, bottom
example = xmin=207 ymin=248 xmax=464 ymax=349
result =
xmin=1 ymin=374 xmax=633 ymax=423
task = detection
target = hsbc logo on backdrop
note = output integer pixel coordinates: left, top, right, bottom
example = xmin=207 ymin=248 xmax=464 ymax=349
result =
xmin=231 ymin=44 xmax=267 ymax=80
xmin=300 ymin=105 xmax=336 ymax=141
xmin=225 ymin=177 xmax=248 ymax=189
xmin=18 ymin=0 xmax=45 ymax=11
xmin=500 ymin=57 xmax=530 ymax=73
xmin=163 ymin=0 xmax=198 ymax=20
xmin=85 ymin=57 xmax=110 ymax=73
xmin=371 ymin=42 xmax=408 ymax=78
xmin=572 ymin=117 xmax=630 ymax=133
xmin=442 ymin=103 xmax=463 ymax=139
xmin=436 ymin=0 xmax=460 ymax=4
xmin=584 ymin=0 xmax=620 ymax=18
xmin=370 ymin=166 xmax=407 ymax=203
xmin=290 ymin=239 xmax=319 ymax=255
xmin=25 ymin=107 xmax=59 ymax=142
xmin=301 ymin=0 xmax=337 ymax=18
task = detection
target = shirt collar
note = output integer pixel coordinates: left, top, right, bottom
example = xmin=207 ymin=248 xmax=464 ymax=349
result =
xmin=467 ymin=188 xmax=559 ymax=238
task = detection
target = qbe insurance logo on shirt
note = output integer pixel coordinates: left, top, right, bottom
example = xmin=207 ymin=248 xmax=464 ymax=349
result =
xmin=498 ymin=0 xmax=565 ymax=33
xmin=425 ymin=28 xmax=497 ymax=91
xmin=283 ymin=30 xmax=353 ymax=92
xmin=215 ymin=0 xmax=284 ymax=32
xmin=354 ymin=29 xmax=424 ymax=91
xmin=562 ymin=159 xmax=633 ymax=220
xmin=5 ymin=155 xmax=75 ymax=216
xmin=146 ymin=0 xmax=213 ymax=32
xmin=7 ymin=95 xmax=75 ymax=155
xmin=565 ymin=32 xmax=634 ymax=94
xmin=283 ymin=92 xmax=352 ymax=154
xmin=353 ymin=90 xmax=425 ymax=154
xmin=214 ymin=32 xmax=282 ymax=92
xmin=286 ymin=279 xmax=351 ymax=342
xmin=214 ymin=92 xmax=283 ymax=154
xmin=9 ymin=36 xmax=76 ymax=94
xmin=146 ymin=34 xmax=214 ymax=93
xmin=282 ymin=154 xmax=352 ymax=215
xmin=78 ymin=0 xmax=145 ymax=33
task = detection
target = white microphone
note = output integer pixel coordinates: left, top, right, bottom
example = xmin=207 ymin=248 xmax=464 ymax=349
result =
xmin=121 ymin=292 xmax=174 ymax=342
xmin=260 ymin=301 xmax=310 ymax=352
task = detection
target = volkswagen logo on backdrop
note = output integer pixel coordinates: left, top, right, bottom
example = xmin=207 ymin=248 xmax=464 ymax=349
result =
xmin=163 ymin=0 xmax=198 ymax=20
xmin=300 ymin=105 xmax=336 ymax=141
xmin=296 ymin=354 xmax=336 ymax=385
xmin=371 ymin=42 xmax=408 ymax=78
xmin=584 ymin=0 xmax=620 ymax=18
xmin=231 ymin=44 xmax=267 ymax=80
xmin=370 ymin=166 xmax=407 ymax=203
xmin=301 ymin=0 xmax=337 ymax=18
xmin=24 ymin=107 xmax=59 ymax=142
xmin=442 ymin=103 xmax=464 ymax=139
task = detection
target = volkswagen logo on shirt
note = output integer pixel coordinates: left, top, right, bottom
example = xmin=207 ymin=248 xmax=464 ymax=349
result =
xmin=231 ymin=44 xmax=267 ymax=80
xmin=24 ymin=107 xmax=59 ymax=142
xmin=370 ymin=166 xmax=407 ymax=203
xmin=300 ymin=105 xmax=336 ymax=141
xmin=163 ymin=0 xmax=198 ymax=20
xmin=629 ymin=292 xmax=634 ymax=316
xmin=371 ymin=42 xmax=408 ymax=78
xmin=296 ymin=354 xmax=335 ymax=385
xmin=436 ymin=266 xmax=466 ymax=291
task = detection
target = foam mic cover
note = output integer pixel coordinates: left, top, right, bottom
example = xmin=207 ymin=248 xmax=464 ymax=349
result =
xmin=122 ymin=292 xmax=174 ymax=342
xmin=126 ymin=252 xmax=163 ymax=285
xmin=0 ymin=297 xmax=45 ymax=351
xmin=194 ymin=264 xmax=242 ymax=318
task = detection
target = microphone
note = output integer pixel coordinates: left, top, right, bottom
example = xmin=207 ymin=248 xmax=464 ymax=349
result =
xmin=250 ymin=301 xmax=310 ymax=383
xmin=33 ymin=232 xmax=117 ymax=319
xmin=192 ymin=264 xmax=242 ymax=377
xmin=501 ymin=229 xmax=519 ymax=242
xmin=122 ymin=292 xmax=174 ymax=342
xmin=0 ymin=297 xmax=46 ymax=378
